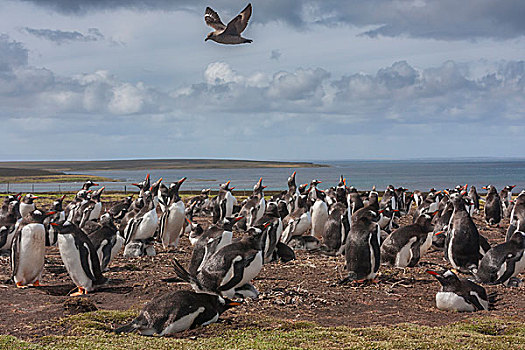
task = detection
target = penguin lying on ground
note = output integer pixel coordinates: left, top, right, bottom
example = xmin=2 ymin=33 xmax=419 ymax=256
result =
xmin=476 ymin=231 xmax=525 ymax=287
xmin=426 ymin=269 xmax=496 ymax=312
xmin=52 ymin=221 xmax=107 ymax=296
xmin=114 ymin=290 xmax=241 ymax=336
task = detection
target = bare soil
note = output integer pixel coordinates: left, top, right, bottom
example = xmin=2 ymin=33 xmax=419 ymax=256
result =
xmin=1 ymin=199 xmax=523 ymax=340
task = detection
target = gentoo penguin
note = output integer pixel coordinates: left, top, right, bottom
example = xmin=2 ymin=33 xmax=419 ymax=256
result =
xmin=280 ymin=194 xmax=311 ymax=244
xmin=188 ymin=189 xmax=212 ymax=215
xmin=254 ymin=202 xmax=284 ymax=263
xmin=79 ymin=186 xmax=105 ymax=228
xmin=321 ymin=199 xmax=349 ymax=255
xmin=121 ymin=190 xmax=159 ymax=257
xmin=500 ymin=185 xmax=516 ymax=217
xmin=380 ymin=187 xmax=397 ymax=212
xmin=188 ymin=221 xmax=205 ymax=246
xmin=0 ymin=196 xmax=20 ymax=250
xmin=157 ymin=183 xmax=170 ymax=213
xmin=309 ymin=184 xmax=329 ymax=240
xmin=52 ymin=221 xmax=107 ymax=295
xmin=212 ymin=181 xmax=237 ymax=224
xmin=88 ymin=214 xmax=123 ymax=271
xmin=476 ymin=231 xmax=525 ymax=287
xmin=412 ymin=190 xmax=424 ymax=209
xmin=66 ymin=190 xmax=92 ymax=224
xmin=172 ymin=227 xmax=264 ymax=299
xmin=468 ymin=186 xmax=480 ymax=214
xmin=341 ymin=208 xmax=381 ymax=283
xmin=107 ymin=195 xmax=133 ymax=222
xmin=114 ymin=290 xmax=241 ymax=336
xmin=431 ymin=199 xmax=454 ymax=250
xmin=483 ymin=185 xmax=503 ymax=225
xmin=158 ymin=177 xmax=187 ymax=249
xmin=285 ymin=171 xmax=300 ymax=213
xmin=426 ymin=270 xmax=495 ymax=312
xmin=43 ymin=195 xmax=66 ymax=246
xmin=19 ymin=194 xmax=38 ymax=218
xmin=188 ymin=216 xmax=241 ymax=275
xmin=238 ymin=178 xmax=267 ymax=229
xmin=204 ymin=4 xmax=253 ymax=45
xmin=445 ymin=194 xmax=481 ymax=273
xmin=507 ymin=190 xmax=525 ymax=241
xmin=11 ymin=209 xmax=54 ymax=287
xmin=65 ymin=180 xmax=98 ymax=217
xmin=132 ymin=174 xmax=150 ymax=197
xmin=381 ymin=214 xmax=434 ymax=268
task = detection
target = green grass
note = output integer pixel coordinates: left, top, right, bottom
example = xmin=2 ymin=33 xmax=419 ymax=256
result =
xmin=2 ymin=311 xmax=524 ymax=350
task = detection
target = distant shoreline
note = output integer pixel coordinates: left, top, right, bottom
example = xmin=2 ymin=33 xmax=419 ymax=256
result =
xmin=0 ymin=159 xmax=327 ymax=183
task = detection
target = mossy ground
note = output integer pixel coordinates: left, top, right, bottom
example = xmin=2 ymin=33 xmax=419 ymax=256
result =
xmin=1 ymin=311 xmax=524 ymax=350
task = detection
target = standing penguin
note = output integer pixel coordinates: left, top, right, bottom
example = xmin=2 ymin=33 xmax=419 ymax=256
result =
xmin=43 ymin=195 xmax=67 ymax=246
xmin=483 ymin=185 xmax=503 ymax=226
xmin=11 ymin=209 xmax=54 ymax=287
xmin=507 ymin=190 xmax=525 ymax=241
xmin=52 ymin=221 xmax=107 ymax=295
xmin=285 ymin=171 xmax=300 ymax=213
xmin=309 ymin=184 xmax=328 ymax=240
xmin=280 ymin=194 xmax=311 ymax=244
xmin=114 ymin=290 xmax=241 ymax=336
xmin=107 ymin=195 xmax=133 ymax=223
xmin=254 ymin=202 xmax=284 ymax=263
xmin=445 ymin=194 xmax=481 ymax=273
xmin=212 ymin=181 xmax=237 ymax=224
xmin=0 ymin=196 xmax=20 ymax=250
xmin=476 ymin=231 xmax=525 ymax=287
xmin=381 ymin=214 xmax=434 ymax=268
xmin=468 ymin=186 xmax=480 ymax=214
xmin=500 ymin=185 xmax=516 ymax=217
xmin=88 ymin=214 xmax=123 ymax=271
xmin=238 ymin=178 xmax=267 ymax=229
xmin=158 ymin=177 xmax=187 ymax=249
xmin=19 ymin=194 xmax=38 ymax=218
xmin=341 ymin=208 xmax=381 ymax=283
xmin=426 ymin=270 xmax=495 ymax=312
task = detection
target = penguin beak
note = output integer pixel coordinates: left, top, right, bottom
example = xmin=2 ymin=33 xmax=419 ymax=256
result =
xmin=92 ymin=183 xmax=99 ymax=187
xmin=179 ymin=177 xmax=187 ymax=184
xmin=482 ymin=187 xmax=487 ymax=190
xmin=426 ymin=270 xmax=439 ymax=276
xmin=234 ymin=216 xmax=244 ymax=222
xmin=292 ymin=171 xmax=296 ymax=177
xmin=230 ymin=187 xmax=236 ymax=190
xmin=185 ymin=217 xmax=192 ymax=224
xmin=50 ymin=222 xmax=60 ymax=227
xmin=511 ymin=185 xmax=516 ymax=189
xmin=434 ymin=231 xmax=445 ymax=236
xmin=227 ymin=301 xmax=243 ymax=307
xmin=264 ymin=222 xmax=272 ymax=228
xmin=443 ymin=190 xmax=449 ymax=195
xmin=31 ymin=195 xmax=39 ymax=200
xmin=225 ymin=181 xmax=231 ymax=186
xmin=45 ymin=211 xmax=56 ymax=216
xmin=146 ymin=174 xmax=150 ymax=181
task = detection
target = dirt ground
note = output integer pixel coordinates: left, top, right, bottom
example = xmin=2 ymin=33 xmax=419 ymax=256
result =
xmin=1 ymin=197 xmax=524 ymax=340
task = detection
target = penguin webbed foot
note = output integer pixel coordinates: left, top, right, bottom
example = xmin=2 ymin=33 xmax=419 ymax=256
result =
xmin=70 ymin=287 xmax=87 ymax=296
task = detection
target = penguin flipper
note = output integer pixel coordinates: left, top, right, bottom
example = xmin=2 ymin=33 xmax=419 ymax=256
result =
xmin=0 ymin=226 xmax=8 ymax=249
xmin=408 ymin=241 xmax=421 ymax=267
xmin=466 ymin=293 xmax=486 ymax=311
xmin=78 ymin=242 xmax=97 ymax=282
xmin=495 ymin=253 xmax=521 ymax=285
xmin=10 ymin=230 xmax=21 ymax=279
xmin=218 ymin=257 xmax=247 ymax=292
xmin=101 ymin=240 xmax=113 ymax=271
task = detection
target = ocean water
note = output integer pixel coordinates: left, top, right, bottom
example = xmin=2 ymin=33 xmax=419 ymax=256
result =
xmin=2 ymin=160 xmax=525 ymax=194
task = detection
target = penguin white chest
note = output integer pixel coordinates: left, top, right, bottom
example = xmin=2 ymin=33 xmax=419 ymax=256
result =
xmin=14 ymin=224 xmax=46 ymax=284
xmin=89 ymin=202 xmax=102 ymax=221
xmin=435 ymin=292 xmax=475 ymax=312
xmin=19 ymin=203 xmax=34 ymax=218
xmin=395 ymin=236 xmax=417 ymax=268
xmin=225 ymin=193 xmax=236 ymax=217
xmin=57 ymin=234 xmax=94 ymax=291
xmin=162 ymin=201 xmax=185 ymax=247
xmin=241 ymin=251 xmax=263 ymax=285
xmin=159 ymin=307 xmax=206 ymax=335
xmin=420 ymin=232 xmax=433 ymax=256
xmin=135 ymin=209 xmax=158 ymax=240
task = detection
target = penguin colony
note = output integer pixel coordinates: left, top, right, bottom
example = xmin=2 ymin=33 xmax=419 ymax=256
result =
xmin=1 ymin=175 xmax=524 ymax=336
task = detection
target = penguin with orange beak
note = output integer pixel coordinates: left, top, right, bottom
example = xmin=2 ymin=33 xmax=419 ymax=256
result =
xmin=114 ymin=290 xmax=242 ymax=336
xmin=483 ymin=185 xmax=503 ymax=225
xmin=426 ymin=269 xmax=495 ymax=312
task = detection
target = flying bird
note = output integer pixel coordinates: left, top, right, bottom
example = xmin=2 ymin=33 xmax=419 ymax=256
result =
xmin=204 ymin=3 xmax=252 ymax=45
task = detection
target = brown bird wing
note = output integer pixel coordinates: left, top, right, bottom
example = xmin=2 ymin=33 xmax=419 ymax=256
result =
xmin=205 ymin=7 xmax=226 ymax=31
xmin=224 ymin=3 xmax=252 ymax=35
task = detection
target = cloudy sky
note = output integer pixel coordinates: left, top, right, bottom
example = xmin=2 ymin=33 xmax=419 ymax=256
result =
xmin=1 ymin=0 xmax=524 ymax=161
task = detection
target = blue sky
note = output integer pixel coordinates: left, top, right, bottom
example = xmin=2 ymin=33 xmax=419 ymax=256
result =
xmin=1 ymin=0 xmax=524 ymax=161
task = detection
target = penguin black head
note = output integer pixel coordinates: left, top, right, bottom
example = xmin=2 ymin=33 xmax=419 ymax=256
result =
xmin=218 ymin=298 xmax=243 ymax=313
xmin=287 ymin=171 xmax=297 ymax=188
xmin=220 ymin=181 xmax=234 ymax=192
xmin=82 ymin=180 xmax=99 ymax=190
xmin=298 ymin=183 xmax=309 ymax=195
xmin=221 ymin=216 xmax=243 ymax=231
xmin=90 ymin=186 xmax=105 ymax=201
xmin=426 ymin=269 xmax=461 ymax=289
xmin=482 ymin=185 xmax=497 ymax=194
xmin=50 ymin=220 xmax=80 ymax=235
xmin=132 ymin=174 xmax=150 ymax=191
xmin=509 ymin=231 xmax=525 ymax=248
xmin=310 ymin=179 xmax=322 ymax=187
xmin=415 ymin=214 xmax=434 ymax=232
xmin=51 ymin=195 xmax=66 ymax=212
xmin=123 ymin=195 xmax=133 ymax=205
xmin=149 ymin=177 xmax=164 ymax=196
xmin=201 ymin=188 xmax=211 ymax=196
xmin=22 ymin=194 xmax=38 ymax=204
xmin=28 ymin=209 xmax=56 ymax=223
